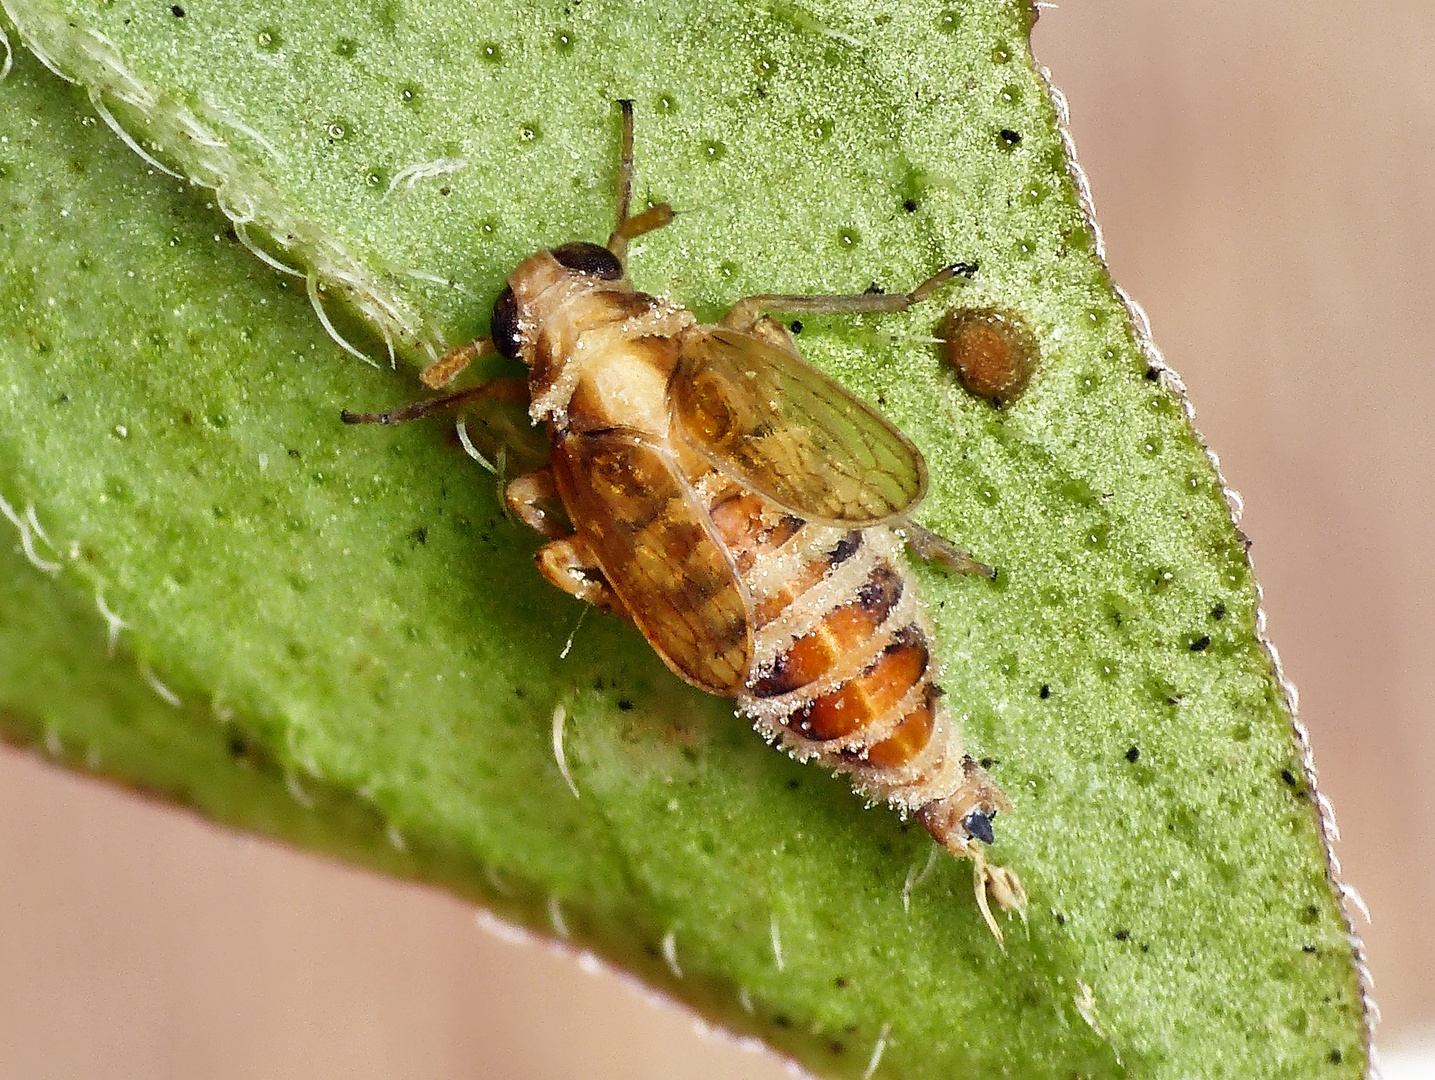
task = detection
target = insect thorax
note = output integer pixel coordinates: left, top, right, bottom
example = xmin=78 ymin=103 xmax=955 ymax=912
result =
xmin=507 ymin=250 xmax=694 ymax=430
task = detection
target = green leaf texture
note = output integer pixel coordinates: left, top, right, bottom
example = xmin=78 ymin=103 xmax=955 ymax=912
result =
xmin=0 ymin=1 xmax=1369 ymax=1076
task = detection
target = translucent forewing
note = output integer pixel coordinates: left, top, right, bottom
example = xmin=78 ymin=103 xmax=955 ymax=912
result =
xmin=672 ymin=329 xmax=927 ymax=525
xmin=551 ymin=429 xmax=752 ymax=694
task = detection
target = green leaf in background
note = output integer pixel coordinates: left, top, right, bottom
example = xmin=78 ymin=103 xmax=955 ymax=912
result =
xmin=0 ymin=0 xmax=1370 ymax=1076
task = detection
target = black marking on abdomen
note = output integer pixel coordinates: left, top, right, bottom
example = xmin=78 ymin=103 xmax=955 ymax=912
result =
xmin=749 ymin=564 xmax=906 ymax=699
xmin=859 ymin=564 xmax=903 ymax=613
xmin=828 ymin=531 xmax=862 ymax=567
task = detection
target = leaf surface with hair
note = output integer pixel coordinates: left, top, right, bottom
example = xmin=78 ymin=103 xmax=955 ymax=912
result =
xmin=0 ymin=2 xmax=1369 ymax=1076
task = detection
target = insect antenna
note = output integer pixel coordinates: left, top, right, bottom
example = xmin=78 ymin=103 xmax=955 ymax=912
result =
xmin=614 ymin=99 xmax=636 ymax=229
xmin=339 ymin=376 xmax=526 ymax=426
xmin=606 ymin=100 xmax=674 ymax=265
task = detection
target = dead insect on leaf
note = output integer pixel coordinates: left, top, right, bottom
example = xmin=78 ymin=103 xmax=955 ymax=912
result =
xmin=346 ymin=102 xmax=1022 ymax=936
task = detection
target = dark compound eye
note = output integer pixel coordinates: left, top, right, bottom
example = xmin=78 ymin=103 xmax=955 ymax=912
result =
xmin=491 ymin=285 xmax=521 ymax=359
xmin=550 ymin=241 xmax=623 ymax=280
xmin=963 ymin=808 xmax=996 ymax=845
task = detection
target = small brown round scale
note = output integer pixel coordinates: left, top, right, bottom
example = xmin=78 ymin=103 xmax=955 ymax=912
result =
xmin=938 ymin=307 xmax=1040 ymax=406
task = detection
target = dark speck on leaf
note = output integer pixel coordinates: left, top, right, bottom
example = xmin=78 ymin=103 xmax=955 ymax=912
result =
xmin=617 ymin=699 xmax=634 ymax=711
xmin=999 ymin=129 xmax=1021 ymax=145
xmin=790 ymin=320 xmax=803 ymax=334
xmin=1145 ymin=366 xmax=1161 ymax=381
xmin=1039 ymin=684 xmax=1050 ymax=699
xmin=171 ymin=4 xmax=185 ymax=14
xmin=1126 ymin=746 xmax=1140 ymax=763
xmin=1190 ymin=635 xmax=1211 ymax=652
xmin=1281 ymin=768 xmax=1298 ymax=786
xmin=1115 ymin=928 xmax=1130 ymax=941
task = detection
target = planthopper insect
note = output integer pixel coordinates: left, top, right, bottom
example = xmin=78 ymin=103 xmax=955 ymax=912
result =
xmin=345 ymin=101 xmax=1024 ymax=936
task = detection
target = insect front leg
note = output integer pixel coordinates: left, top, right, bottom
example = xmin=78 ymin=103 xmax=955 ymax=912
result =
xmin=421 ymin=338 xmax=497 ymax=389
xmin=720 ymin=264 xmax=965 ymax=332
xmin=505 ymin=468 xmax=569 ymax=539
xmin=536 ymin=537 xmax=627 ymax=615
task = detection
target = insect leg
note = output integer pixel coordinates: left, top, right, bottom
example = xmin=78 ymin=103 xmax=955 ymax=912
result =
xmin=901 ymin=520 xmax=997 ymax=579
xmin=421 ymin=338 xmax=497 ymax=389
xmin=505 ymin=468 xmax=569 ymax=539
xmin=340 ymin=376 xmax=527 ymax=426
xmin=605 ymin=99 xmax=674 ymax=265
xmin=614 ymin=99 xmax=636 ymax=230
xmin=720 ymin=264 xmax=966 ymax=331
xmin=536 ymin=537 xmax=627 ymax=614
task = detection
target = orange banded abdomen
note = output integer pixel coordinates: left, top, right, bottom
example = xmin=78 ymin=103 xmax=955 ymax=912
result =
xmin=708 ymin=490 xmax=992 ymax=826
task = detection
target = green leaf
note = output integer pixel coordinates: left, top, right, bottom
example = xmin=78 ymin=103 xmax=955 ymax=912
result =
xmin=0 ymin=1 xmax=1370 ymax=1076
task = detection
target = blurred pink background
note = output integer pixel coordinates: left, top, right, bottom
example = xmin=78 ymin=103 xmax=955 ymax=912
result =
xmin=3 ymin=1 xmax=1431 ymax=1075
